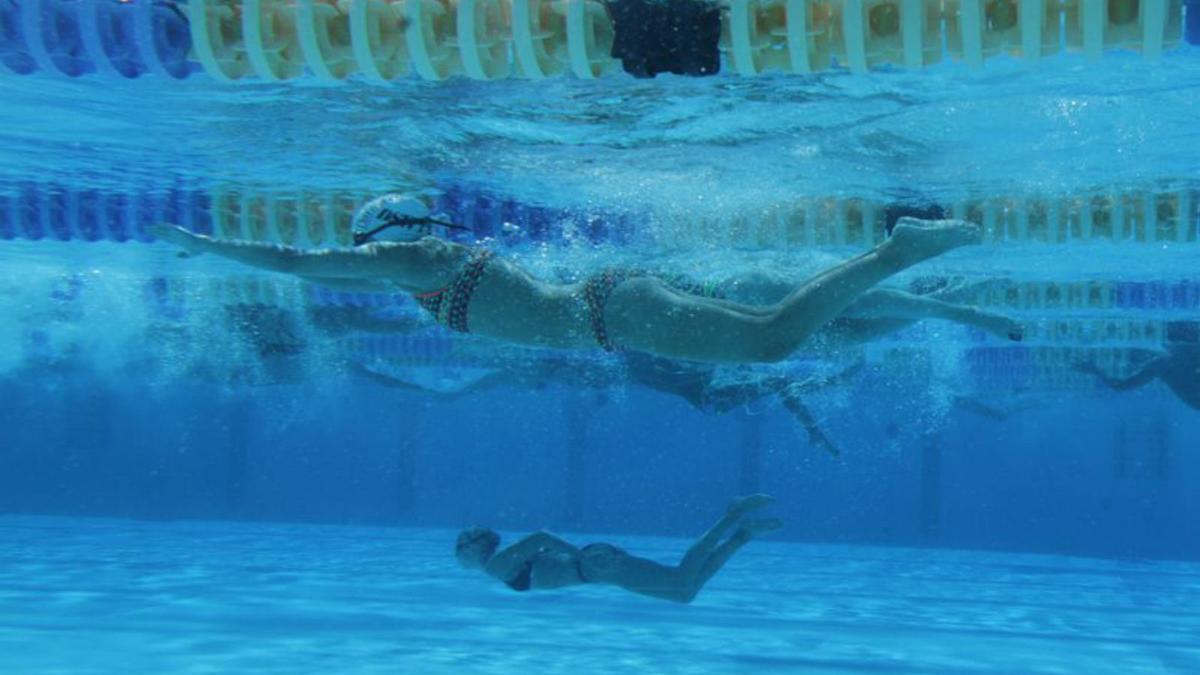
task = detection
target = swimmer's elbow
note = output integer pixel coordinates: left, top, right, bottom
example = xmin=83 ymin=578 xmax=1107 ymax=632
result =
xmin=672 ymin=588 xmax=698 ymax=604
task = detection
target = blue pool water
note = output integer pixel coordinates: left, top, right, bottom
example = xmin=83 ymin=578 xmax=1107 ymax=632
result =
xmin=4 ymin=4 xmax=1200 ymax=673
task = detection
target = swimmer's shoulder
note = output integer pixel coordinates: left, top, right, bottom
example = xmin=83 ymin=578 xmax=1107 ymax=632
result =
xmin=349 ymin=236 xmax=471 ymax=291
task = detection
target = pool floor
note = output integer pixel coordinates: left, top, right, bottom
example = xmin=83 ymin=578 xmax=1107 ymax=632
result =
xmin=1 ymin=517 xmax=1197 ymax=674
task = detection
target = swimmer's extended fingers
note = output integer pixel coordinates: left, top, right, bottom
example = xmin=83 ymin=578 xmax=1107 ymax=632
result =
xmin=728 ymin=493 xmax=775 ymax=516
xmin=150 ymin=223 xmax=207 ymax=256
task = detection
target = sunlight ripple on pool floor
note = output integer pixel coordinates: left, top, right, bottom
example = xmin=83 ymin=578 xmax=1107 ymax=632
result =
xmin=1 ymin=517 xmax=1197 ymax=674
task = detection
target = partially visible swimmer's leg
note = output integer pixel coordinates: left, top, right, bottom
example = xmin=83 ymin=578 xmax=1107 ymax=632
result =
xmin=841 ymin=288 xmax=1023 ymax=341
xmin=678 ymin=494 xmax=775 ymax=574
xmin=692 ymin=517 xmax=784 ymax=590
xmin=607 ymin=219 xmax=983 ymax=363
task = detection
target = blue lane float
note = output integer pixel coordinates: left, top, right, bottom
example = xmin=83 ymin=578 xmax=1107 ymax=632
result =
xmin=0 ymin=181 xmax=634 ymax=247
xmin=3 ymin=180 xmax=1198 ymax=249
xmin=0 ymin=182 xmax=212 ymax=242
xmin=21 ymin=0 xmax=92 ymax=77
xmin=79 ymin=0 xmax=147 ymax=78
xmin=0 ymin=0 xmax=37 ymax=74
xmin=0 ymin=0 xmax=193 ymax=79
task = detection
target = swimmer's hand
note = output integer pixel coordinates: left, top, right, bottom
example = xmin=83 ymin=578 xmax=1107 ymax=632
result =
xmin=807 ymin=425 xmax=841 ymax=458
xmin=150 ymin=223 xmax=208 ymax=258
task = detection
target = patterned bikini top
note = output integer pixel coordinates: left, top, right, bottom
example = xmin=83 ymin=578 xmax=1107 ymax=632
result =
xmin=413 ymin=248 xmax=494 ymax=333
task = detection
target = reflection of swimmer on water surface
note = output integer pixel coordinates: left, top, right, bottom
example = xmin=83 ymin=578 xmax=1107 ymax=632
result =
xmin=151 ymin=193 xmax=1022 ymax=365
xmin=456 ymin=494 xmax=780 ymax=603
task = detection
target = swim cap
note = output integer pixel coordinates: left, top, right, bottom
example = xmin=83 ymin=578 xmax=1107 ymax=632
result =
xmin=352 ymin=193 xmax=433 ymax=243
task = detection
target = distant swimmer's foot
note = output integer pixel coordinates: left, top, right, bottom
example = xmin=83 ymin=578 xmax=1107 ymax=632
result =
xmin=738 ymin=518 xmax=784 ymax=537
xmin=728 ymin=494 xmax=775 ymax=516
xmin=886 ymin=218 xmax=982 ymax=265
xmin=929 ymin=278 xmax=993 ymax=304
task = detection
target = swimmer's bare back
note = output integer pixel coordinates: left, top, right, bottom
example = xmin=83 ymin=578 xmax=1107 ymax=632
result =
xmin=151 ymin=218 xmax=988 ymax=364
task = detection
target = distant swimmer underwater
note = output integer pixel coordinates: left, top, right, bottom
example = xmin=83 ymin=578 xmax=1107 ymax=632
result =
xmin=454 ymin=494 xmax=781 ymax=603
xmin=151 ymin=192 xmax=1023 ymax=364
xmin=1076 ymin=332 xmax=1200 ymax=411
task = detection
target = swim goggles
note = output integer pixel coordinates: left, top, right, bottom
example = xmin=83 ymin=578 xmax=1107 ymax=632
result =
xmin=352 ymin=208 xmax=470 ymax=246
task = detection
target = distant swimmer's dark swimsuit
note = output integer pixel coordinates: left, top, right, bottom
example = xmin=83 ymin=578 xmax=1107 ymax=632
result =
xmin=505 ymin=560 xmax=534 ymax=592
xmin=413 ymin=248 xmax=494 ymax=333
xmin=576 ymin=542 xmax=625 ymax=582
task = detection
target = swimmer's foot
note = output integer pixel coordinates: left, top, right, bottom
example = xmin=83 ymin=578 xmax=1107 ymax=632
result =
xmin=970 ymin=309 xmax=1024 ymax=342
xmin=738 ymin=518 xmax=784 ymax=538
xmin=885 ymin=218 xmax=982 ymax=266
xmin=926 ymin=277 xmax=990 ymax=303
xmin=727 ymin=494 xmax=775 ymax=516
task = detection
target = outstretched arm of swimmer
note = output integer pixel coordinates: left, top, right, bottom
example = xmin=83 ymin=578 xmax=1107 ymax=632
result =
xmin=1077 ymin=354 xmax=1167 ymax=391
xmin=150 ymin=224 xmax=442 ymax=291
xmin=484 ymin=531 xmax=579 ymax=581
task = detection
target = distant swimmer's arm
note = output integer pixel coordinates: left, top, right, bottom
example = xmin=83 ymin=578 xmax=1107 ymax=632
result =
xmin=150 ymin=224 xmax=442 ymax=291
xmin=779 ymin=390 xmax=841 ymax=457
xmin=1075 ymin=353 xmax=1167 ymax=391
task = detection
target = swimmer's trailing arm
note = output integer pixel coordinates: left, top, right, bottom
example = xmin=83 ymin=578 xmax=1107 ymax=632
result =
xmin=771 ymin=359 xmax=864 ymax=458
xmin=779 ymin=394 xmax=841 ymax=458
xmin=149 ymin=224 xmax=431 ymax=288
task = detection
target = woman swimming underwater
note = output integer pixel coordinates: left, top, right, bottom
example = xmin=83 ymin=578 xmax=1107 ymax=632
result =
xmin=455 ymin=494 xmax=781 ymax=603
xmin=151 ymin=193 xmax=1022 ymax=364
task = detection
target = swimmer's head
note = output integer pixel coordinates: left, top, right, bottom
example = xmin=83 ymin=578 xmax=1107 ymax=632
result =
xmin=455 ymin=526 xmax=500 ymax=569
xmin=352 ymin=193 xmax=466 ymax=246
